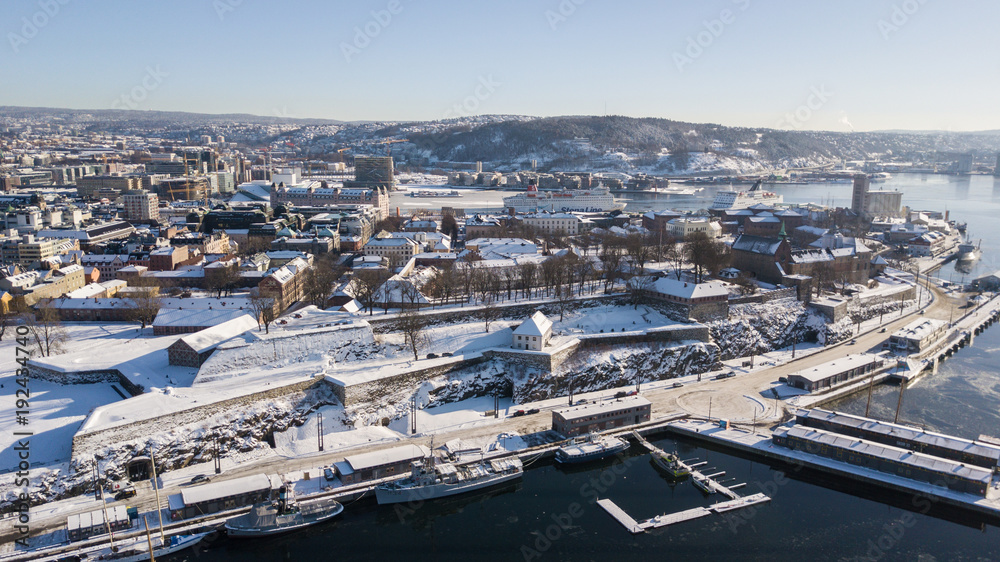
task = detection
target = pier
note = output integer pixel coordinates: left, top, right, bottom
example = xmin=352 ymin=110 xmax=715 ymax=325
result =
xmin=596 ymin=430 xmax=771 ymax=533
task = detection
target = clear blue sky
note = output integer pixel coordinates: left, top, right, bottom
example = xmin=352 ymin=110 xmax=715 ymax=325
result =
xmin=4 ymin=0 xmax=999 ymax=131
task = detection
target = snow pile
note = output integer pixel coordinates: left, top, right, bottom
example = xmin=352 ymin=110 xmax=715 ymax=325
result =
xmin=196 ymin=323 xmax=378 ymax=381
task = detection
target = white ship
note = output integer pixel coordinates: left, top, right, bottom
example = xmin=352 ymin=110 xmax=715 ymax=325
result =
xmin=710 ymin=179 xmax=783 ymax=210
xmin=503 ymin=181 xmax=626 ymax=214
xmin=555 ymin=433 xmax=630 ymax=464
xmin=956 ymin=241 xmax=981 ymax=263
xmin=375 ymin=457 xmax=523 ymax=505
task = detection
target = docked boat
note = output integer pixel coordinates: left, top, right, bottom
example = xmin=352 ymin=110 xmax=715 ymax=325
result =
xmin=410 ymin=189 xmax=461 ymax=198
xmin=956 ymin=241 xmax=981 ymax=263
xmin=375 ymin=457 xmax=524 ymax=505
xmin=225 ymin=487 xmax=343 ymax=537
xmin=691 ymin=473 xmax=716 ymax=494
xmin=502 ymin=181 xmax=626 ymax=213
xmin=710 ymin=179 xmax=783 ymax=210
xmin=651 ymin=450 xmax=690 ymax=479
xmin=34 ymin=531 xmax=211 ymax=562
xmin=555 ymin=433 xmax=630 ymax=464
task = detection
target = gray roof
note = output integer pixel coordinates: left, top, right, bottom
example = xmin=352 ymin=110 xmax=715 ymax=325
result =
xmin=732 ymin=234 xmax=783 ymax=255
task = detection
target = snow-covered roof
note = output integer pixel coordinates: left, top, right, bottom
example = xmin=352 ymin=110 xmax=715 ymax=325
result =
xmin=153 ymin=307 xmax=254 ymax=328
xmin=512 ymin=311 xmax=552 ymax=337
xmin=648 ymin=277 xmax=729 ymax=300
xmin=175 ymin=314 xmax=258 ymax=354
xmin=65 ymin=283 xmax=107 ymax=299
xmin=731 ymin=234 xmax=783 ymax=255
xmin=556 ymin=396 xmax=651 ymax=422
xmin=344 ymin=444 xmax=430 ymax=471
xmin=180 ymin=473 xmax=278 ymax=506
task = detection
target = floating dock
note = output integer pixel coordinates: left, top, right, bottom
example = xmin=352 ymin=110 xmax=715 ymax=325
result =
xmin=598 ymin=494 xmax=772 ymax=534
xmin=598 ymin=431 xmax=771 ymax=533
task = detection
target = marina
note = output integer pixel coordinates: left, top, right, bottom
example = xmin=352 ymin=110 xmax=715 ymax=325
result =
xmin=597 ymin=431 xmax=769 ymax=533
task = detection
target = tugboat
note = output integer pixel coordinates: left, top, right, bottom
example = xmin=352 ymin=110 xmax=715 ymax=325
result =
xmin=225 ymin=486 xmax=343 ymax=537
xmin=651 ymin=450 xmax=691 ymax=479
xmin=554 ymin=433 xmax=630 ymax=464
xmin=375 ymin=457 xmax=524 ymax=505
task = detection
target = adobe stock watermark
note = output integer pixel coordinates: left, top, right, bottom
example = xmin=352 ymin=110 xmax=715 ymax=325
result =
xmin=341 ymin=0 xmax=404 ymax=64
xmin=520 ymin=451 xmax=636 ymax=561
xmin=443 ymin=75 xmax=501 ymax=120
xmin=213 ymin=0 xmax=243 ymax=21
xmin=878 ymin=0 xmax=929 ymax=40
xmin=111 ymin=66 xmax=169 ymax=110
xmin=545 ymin=0 xmax=585 ymax=31
xmin=8 ymin=0 xmax=72 ymax=54
xmin=774 ymin=85 xmax=833 ymax=130
xmin=673 ymin=0 xmax=751 ymax=73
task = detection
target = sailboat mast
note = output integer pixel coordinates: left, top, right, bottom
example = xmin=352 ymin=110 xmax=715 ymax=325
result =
xmin=150 ymin=450 xmax=166 ymax=543
xmin=144 ymin=516 xmax=158 ymax=562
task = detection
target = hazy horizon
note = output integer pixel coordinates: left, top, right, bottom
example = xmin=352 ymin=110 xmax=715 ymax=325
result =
xmin=5 ymin=0 xmax=1000 ymax=132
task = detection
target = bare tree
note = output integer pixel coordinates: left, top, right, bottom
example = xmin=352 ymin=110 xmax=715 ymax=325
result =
xmin=517 ymin=262 xmax=537 ymax=300
xmin=205 ymin=264 xmax=241 ymax=298
xmin=352 ymin=269 xmax=390 ymax=316
xmin=398 ymin=308 xmax=430 ymax=361
xmin=481 ymin=295 xmax=501 ymax=332
xmin=125 ymin=289 xmax=163 ymax=329
xmin=625 ymin=233 xmax=653 ymax=276
xmin=249 ymin=294 xmax=276 ymax=334
xmin=24 ymin=301 xmax=68 ymax=357
xmin=303 ymin=258 xmax=345 ymax=308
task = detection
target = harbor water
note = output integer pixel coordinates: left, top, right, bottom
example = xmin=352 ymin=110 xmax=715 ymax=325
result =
xmin=178 ymin=174 xmax=1000 ymax=560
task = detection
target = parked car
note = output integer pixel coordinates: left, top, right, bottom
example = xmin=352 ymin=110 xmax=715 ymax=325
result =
xmin=510 ymin=409 xmax=526 ymax=417
xmin=849 ymin=339 xmax=857 ymax=345
xmin=574 ymin=399 xmax=590 ymax=405
xmin=441 ymin=352 xmax=453 ymax=357
xmin=526 ymin=408 xmax=540 ymax=415
xmin=614 ymin=391 xmax=627 ymax=399
xmin=426 ymin=353 xmax=439 ymax=359
xmin=672 ymin=382 xmax=683 ymax=388
xmin=114 ymin=487 xmax=137 ymax=501
xmin=189 ymin=475 xmax=210 ymax=485
xmin=626 ymin=390 xmax=638 ymax=396
xmin=323 ymin=467 xmax=336 ymax=481
xmin=879 ymin=327 xmax=887 ymax=333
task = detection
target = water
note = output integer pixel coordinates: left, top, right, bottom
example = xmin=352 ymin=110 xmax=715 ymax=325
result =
xmin=185 ymin=174 xmax=1000 ymax=560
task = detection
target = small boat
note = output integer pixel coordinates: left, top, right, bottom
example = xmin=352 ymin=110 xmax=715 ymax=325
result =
xmin=225 ymin=487 xmax=343 ymax=537
xmin=651 ymin=450 xmax=690 ymax=479
xmin=375 ymin=457 xmax=523 ymax=505
xmin=37 ymin=532 xmax=211 ymax=562
xmin=554 ymin=433 xmax=630 ymax=464
xmin=691 ymin=474 xmax=715 ymax=495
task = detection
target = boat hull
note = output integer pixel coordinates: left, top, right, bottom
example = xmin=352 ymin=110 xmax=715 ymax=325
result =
xmin=554 ymin=439 xmax=629 ymax=464
xmin=225 ymin=503 xmax=344 ymax=537
xmin=375 ymin=470 xmax=523 ymax=505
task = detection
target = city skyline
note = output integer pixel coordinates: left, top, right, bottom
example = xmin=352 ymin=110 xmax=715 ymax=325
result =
xmin=5 ymin=0 xmax=1000 ymax=132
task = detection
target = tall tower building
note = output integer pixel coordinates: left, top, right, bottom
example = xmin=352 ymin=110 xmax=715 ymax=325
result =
xmin=349 ymin=156 xmax=394 ymax=188
xmin=123 ymin=191 xmax=160 ymax=222
xmin=851 ymin=174 xmax=869 ymax=215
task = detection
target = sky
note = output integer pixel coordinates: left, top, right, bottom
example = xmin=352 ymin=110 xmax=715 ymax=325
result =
xmin=3 ymin=0 xmax=1000 ymax=132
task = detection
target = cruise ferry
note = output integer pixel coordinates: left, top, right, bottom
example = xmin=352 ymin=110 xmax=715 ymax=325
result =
xmin=375 ymin=457 xmax=523 ymax=505
xmin=709 ymin=179 xmax=783 ymax=210
xmin=554 ymin=433 xmax=630 ymax=464
xmin=502 ymin=181 xmax=626 ymax=214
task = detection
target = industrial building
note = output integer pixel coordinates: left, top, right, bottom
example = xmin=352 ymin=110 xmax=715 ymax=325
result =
xmin=785 ymin=354 xmax=887 ymax=393
xmin=168 ymin=473 xmax=280 ymax=520
xmin=794 ymin=409 xmax=1000 ymax=470
xmin=772 ymin=424 xmax=992 ymax=496
xmin=552 ymin=396 xmax=651 ymax=437
xmin=333 ymin=444 xmax=430 ymax=485
xmin=888 ymin=318 xmax=948 ymax=354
